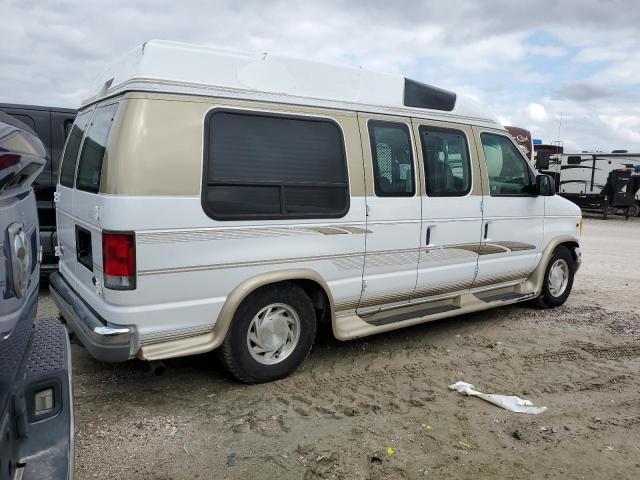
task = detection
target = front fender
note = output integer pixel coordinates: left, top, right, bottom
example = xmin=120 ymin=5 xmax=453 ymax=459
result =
xmin=523 ymin=235 xmax=580 ymax=296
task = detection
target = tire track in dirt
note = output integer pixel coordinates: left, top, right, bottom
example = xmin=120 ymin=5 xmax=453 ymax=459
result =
xmin=468 ymin=348 xmax=584 ymax=367
xmin=273 ymin=361 xmax=438 ymax=419
xmin=578 ymin=342 xmax=640 ymax=360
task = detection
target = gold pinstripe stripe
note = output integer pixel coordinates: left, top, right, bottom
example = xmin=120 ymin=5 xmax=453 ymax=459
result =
xmin=137 ymin=242 xmax=537 ymax=276
xmin=137 ymin=224 xmax=370 ymax=244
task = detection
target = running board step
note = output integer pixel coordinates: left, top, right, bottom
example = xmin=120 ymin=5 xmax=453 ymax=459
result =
xmin=475 ymin=291 xmax=530 ymax=303
xmin=365 ymin=304 xmax=460 ymax=327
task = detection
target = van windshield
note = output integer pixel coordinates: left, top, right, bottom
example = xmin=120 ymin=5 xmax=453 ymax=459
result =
xmin=76 ymin=103 xmax=118 ymax=193
xmin=59 ymin=110 xmax=92 ymax=187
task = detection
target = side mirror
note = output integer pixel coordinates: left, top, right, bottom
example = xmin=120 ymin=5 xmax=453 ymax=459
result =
xmin=536 ymin=151 xmax=550 ymax=170
xmin=536 ymin=174 xmax=555 ymax=196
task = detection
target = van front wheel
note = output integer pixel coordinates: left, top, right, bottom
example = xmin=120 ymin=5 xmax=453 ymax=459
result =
xmin=219 ymin=284 xmax=316 ymax=383
xmin=533 ymin=246 xmax=575 ymax=308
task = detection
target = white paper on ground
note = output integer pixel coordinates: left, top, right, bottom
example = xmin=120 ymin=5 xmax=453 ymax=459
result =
xmin=449 ymin=381 xmax=547 ymax=415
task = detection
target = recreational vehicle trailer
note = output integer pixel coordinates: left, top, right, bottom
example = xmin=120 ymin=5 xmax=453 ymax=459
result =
xmin=49 ymin=40 xmax=582 ymax=383
xmin=543 ymin=151 xmax=640 ymax=217
xmin=505 ymin=126 xmax=534 ymax=162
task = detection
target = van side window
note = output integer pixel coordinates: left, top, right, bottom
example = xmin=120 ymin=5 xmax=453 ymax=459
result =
xmin=76 ymin=103 xmax=118 ymax=193
xmin=368 ymin=121 xmax=415 ymax=197
xmin=203 ymin=110 xmax=349 ymax=219
xmin=59 ymin=111 xmax=92 ymax=188
xmin=419 ymin=126 xmax=471 ymax=196
xmin=481 ymin=133 xmax=533 ymax=196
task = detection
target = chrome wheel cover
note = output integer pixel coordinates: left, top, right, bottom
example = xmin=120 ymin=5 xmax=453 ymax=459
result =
xmin=548 ymin=259 xmax=570 ymax=297
xmin=247 ymin=303 xmax=301 ymax=365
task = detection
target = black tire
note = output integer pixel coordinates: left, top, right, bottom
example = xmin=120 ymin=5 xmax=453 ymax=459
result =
xmin=533 ymin=246 xmax=575 ymax=308
xmin=629 ymin=203 xmax=640 ymax=218
xmin=219 ymin=283 xmax=316 ymax=383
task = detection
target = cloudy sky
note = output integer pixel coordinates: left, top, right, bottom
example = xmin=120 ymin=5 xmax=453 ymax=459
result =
xmin=2 ymin=0 xmax=639 ymax=152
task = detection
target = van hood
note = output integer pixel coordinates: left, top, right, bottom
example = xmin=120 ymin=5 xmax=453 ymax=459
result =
xmin=546 ymin=193 xmax=582 ymax=218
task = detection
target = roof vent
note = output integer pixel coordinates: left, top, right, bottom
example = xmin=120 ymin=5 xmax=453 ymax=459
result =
xmin=403 ymin=78 xmax=456 ymax=111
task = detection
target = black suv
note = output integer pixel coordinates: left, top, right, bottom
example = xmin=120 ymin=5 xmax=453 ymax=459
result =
xmin=1 ymin=112 xmax=74 ymax=479
xmin=0 ymin=104 xmax=77 ymax=276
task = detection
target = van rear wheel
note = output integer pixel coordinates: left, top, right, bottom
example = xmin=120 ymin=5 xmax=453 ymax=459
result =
xmin=219 ymin=284 xmax=316 ymax=383
xmin=533 ymin=246 xmax=575 ymax=308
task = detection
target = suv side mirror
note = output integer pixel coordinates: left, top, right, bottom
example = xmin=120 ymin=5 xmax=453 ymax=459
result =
xmin=536 ymin=151 xmax=550 ymax=170
xmin=536 ymin=174 xmax=555 ymax=196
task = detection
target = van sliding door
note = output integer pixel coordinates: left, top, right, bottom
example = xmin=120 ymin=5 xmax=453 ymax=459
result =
xmin=412 ymin=119 xmax=483 ymax=300
xmin=356 ymin=114 xmax=421 ymax=315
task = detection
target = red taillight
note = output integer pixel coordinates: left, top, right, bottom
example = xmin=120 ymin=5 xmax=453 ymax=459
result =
xmin=102 ymin=232 xmax=136 ymax=290
xmin=0 ymin=153 xmax=20 ymax=170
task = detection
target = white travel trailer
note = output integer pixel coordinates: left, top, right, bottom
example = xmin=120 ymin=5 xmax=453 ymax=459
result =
xmin=545 ymin=152 xmax=640 ymax=217
xmin=50 ymin=40 xmax=582 ymax=383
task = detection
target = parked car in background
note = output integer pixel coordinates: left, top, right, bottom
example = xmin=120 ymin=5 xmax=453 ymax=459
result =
xmin=0 ymin=112 xmax=74 ymax=479
xmin=50 ymin=40 xmax=582 ymax=384
xmin=0 ymin=103 xmax=77 ymax=276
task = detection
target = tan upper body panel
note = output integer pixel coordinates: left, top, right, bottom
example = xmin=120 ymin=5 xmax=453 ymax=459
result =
xmin=99 ymin=92 xmax=365 ymax=196
xmin=93 ymin=90 xmax=505 ymax=198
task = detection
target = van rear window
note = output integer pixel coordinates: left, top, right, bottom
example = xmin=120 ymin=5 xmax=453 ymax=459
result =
xmin=203 ymin=110 xmax=349 ymax=220
xmin=59 ymin=111 xmax=92 ymax=187
xmin=76 ymin=103 xmax=118 ymax=193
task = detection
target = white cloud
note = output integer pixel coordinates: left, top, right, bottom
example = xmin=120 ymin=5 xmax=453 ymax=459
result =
xmin=527 ymin=103 xmax=550 ymax=122
xmin=497 ymin=115 xmax=512 ymax=126
xmin=573 ymin=46 xmax=629 ymax=63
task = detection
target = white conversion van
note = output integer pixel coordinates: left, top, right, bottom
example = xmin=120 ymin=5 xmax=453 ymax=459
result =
xmin=50 ymin=40 xmax=582 ymax=383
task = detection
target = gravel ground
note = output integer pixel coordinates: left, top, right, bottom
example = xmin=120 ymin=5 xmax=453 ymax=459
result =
xmin=37 ymin=215 xmax=640 ymax=480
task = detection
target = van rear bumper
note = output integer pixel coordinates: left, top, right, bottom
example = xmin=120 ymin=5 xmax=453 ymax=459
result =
xmin=49 ymin=272 xmax=132 ymax=362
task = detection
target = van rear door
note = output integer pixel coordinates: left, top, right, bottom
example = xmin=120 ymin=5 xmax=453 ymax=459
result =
xmin=56 ymin=109 xmax=93 ymax=288
xmin=56 ymin=102 xmax=119 ymax=296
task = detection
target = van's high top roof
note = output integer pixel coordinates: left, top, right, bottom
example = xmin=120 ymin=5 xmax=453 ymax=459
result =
xmin=84 ymin=40 xmax=500 ymax=127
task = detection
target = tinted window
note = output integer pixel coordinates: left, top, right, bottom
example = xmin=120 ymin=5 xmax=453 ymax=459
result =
xmin=10 ymin=114 xmax=36 ymax=130
xmin=204 ymin=110 xmax=348 ymax=219
xmin=63 ymin=119 xmax=74 ymax=138
xmin=420 ymin=126 xmax=471 ymax=196
xmin=76 ymin=103 xmax=118 ymax=193
xmin=368 ymin=121 xmax=415 ymax=197
xmin=59 ymin=111 xmax=92 ymax=187
xmin=481 ymin=133 xmax=533 ymax=196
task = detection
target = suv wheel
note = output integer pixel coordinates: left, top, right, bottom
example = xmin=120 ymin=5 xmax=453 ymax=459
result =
xmin=220 ymin=283 xmax=316 ymax=383
xmin=533 ymin=246 xmax=575 ymax=308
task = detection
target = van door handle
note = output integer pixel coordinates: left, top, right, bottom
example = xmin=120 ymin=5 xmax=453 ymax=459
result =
xmin=426 ymin=226 xmax=432 ymax=245
xmin=484 ymin=223 xmax=489 ymax=240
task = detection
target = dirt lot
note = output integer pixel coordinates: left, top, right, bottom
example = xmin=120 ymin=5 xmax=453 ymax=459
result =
xmin=37 ymin=216 xmax=640 ymax=480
